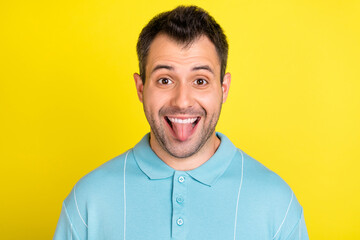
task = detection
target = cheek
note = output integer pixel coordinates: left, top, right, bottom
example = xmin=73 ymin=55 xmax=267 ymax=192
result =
xmin=198 ymin=90 xmax=223 ymax=108
xmin=145 ymin=89 xmax=170 ymax=105
xmin=143 ymin=91 xmax=166 ymax=115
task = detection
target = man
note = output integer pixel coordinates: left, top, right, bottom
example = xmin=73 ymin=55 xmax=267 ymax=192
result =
xmin=54 ymin=6 xmax=309 ymax=240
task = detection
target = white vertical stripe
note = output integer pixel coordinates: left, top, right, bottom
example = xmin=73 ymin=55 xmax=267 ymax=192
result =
xmin=123 ymin=150 xmax=130 ymax=240
xmin=299 ymin=210 xmax=302 ymax=239
xmin=70 ymin=222 xmax=73 ymax=240
xmin=233 ymin=150 xmax=244 ymax=240
xmin=272 ymin=192 xmax=294 ymax=239
xmin=74 ymin=184 xmax=88 ymax=228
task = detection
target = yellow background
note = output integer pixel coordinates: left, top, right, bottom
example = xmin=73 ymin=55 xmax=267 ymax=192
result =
xmin=1 ymin=0 xmax=359 ymax=239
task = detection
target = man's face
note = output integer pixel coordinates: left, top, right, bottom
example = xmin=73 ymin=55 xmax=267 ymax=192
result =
xmin=134 ymin=34 xmax=230 ymax=159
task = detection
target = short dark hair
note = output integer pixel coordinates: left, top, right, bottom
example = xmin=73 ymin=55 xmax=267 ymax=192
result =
xmin=136 ymin=5 xmax=228 ymax=83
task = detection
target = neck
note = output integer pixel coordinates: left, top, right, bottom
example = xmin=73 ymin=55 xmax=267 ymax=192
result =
xmin=149 ymin=132 xmax=220 ymax=171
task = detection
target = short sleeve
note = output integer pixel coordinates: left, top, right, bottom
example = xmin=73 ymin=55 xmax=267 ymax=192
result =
xmin=271 ymin=191 xmax=309 ymax=240
xmin=53 ymin=202 xmax=80 ymax=240
xmin=285 ymin=209 xmax=309 ymax=240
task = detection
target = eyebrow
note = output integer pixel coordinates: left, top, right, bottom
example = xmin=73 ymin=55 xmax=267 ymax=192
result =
xmin=192 ymin=65 xmax=214 ymax=75
xmin=151 ymin=64 xmax=174 ymax=74
xmin=150 ymin=64 xmax=214 ymax=75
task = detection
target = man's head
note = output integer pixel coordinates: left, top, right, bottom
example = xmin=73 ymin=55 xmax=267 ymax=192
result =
xmin=136 ymin=5 xmax=228 ymax=83
xmin=134 ymin=6 xmax=231 ymax=162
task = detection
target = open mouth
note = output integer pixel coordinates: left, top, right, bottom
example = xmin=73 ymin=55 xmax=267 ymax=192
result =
xmin=165 ymin=117 xmax=200 ymax=127
xmin=164 ymin=116 xmax=201 ymax=141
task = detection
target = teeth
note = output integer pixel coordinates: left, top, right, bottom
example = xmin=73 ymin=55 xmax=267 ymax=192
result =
xmin=168 ymin=117 xmax=198 ymax=124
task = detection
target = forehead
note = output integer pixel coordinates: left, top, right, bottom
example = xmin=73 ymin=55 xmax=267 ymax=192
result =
xmin=146 ymin=34 xmax=220 ymax=74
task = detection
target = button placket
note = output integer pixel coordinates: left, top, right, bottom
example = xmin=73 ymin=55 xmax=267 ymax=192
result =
xmin=178 ymin=175 xmax=185 ymax=183
xmin=171 ymin=171 xmax=188 ymax=238
xmin=176 ymin=195 xmax=184 ymax=204
xmin=176 ymin=218 xmax=184 ymax=226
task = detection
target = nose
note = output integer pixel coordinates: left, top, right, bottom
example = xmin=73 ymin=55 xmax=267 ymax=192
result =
xmin=170 ymin=82 xmax=194 ymax=109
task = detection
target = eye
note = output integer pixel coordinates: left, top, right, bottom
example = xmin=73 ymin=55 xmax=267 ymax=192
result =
xmin=194 ymin=78 xmax=208 ymax=86
xmin=157 ymin=78 xmax=173 ymax=85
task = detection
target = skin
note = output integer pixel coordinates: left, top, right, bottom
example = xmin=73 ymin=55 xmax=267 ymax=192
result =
xmin=134 ymin=34 xmax=231 ymax=171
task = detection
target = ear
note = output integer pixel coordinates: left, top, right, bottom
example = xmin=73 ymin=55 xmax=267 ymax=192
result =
xmin=134 ymin=73 xmax=144 ymax=103
xmin=221 ymin=72 xmax=231 ymax=103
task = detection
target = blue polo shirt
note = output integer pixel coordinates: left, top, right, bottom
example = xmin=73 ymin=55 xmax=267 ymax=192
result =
xmin=54 ymin=133 xmax=309 ymax=240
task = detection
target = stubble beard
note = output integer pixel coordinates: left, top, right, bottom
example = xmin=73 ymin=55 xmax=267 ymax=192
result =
xmin=144 ymin=104 xmax=222 ymax=159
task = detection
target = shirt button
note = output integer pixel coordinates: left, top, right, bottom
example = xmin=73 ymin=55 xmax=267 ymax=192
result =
xmin=176 ymin=196 xmax=184 ymax=203
xmin=177 ymin=218 xmax=184 ymax=226
xmin=178 ymin=176 xmax=185 ymax=183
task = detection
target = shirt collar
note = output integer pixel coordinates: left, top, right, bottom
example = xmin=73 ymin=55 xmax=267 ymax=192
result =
xmin=132 ymin=132 xmax=237 ymax=186
xmin=186 ymin=132 xmax=237 ymax=186
xmin=133 ymin=133 xmax=174 ymax=180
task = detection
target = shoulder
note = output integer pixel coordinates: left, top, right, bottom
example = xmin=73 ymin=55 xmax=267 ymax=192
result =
xmin=71 ymin=149 xmax=132 ymax=196
xmin=57 ymin=150 xmax=131 ymax=238
xmin=74 ymin=149 xmax=131 ymax=195
xmin=239 ymin=150 xmax=293 ymax=199
xmin=237 ymin=150 xmax=304 ymax=238
xmin=62 ymin=151 xmax=131 ymax=221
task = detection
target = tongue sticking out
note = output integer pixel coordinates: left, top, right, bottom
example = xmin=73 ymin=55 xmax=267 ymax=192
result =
xmin=171 ymin=122 xmax=195 ymax=142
